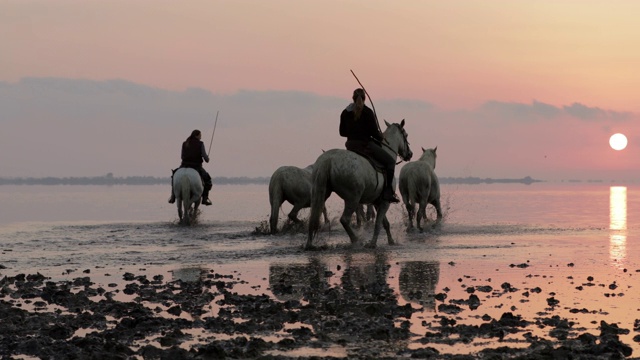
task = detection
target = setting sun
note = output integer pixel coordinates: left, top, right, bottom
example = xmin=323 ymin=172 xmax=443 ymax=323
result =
xmin=609 ymin=133 xmax=628 ymax=151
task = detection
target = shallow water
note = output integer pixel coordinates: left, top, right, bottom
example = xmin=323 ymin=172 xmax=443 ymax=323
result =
xmin=1 ymin=182 xmax=639 ymax=356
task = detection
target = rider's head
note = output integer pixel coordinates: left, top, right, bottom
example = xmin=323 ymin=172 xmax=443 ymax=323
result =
xmin=352 ymin=88 xmax=365 ymax=103
xmin=190 ymin=129 xmax=202 ymax=140
xmin=352 ymin=88 xmax=365 ymax=117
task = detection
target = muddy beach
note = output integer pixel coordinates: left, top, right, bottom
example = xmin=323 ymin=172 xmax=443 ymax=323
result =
xmin=2 ymin=242 xmax=640 ymax=359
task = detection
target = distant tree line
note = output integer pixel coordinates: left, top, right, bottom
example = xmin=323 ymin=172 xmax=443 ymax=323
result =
xmin=440 ymin=176 xmax=542 ymax=185
xmin=0 ymin=173 xmax=542 ymax=185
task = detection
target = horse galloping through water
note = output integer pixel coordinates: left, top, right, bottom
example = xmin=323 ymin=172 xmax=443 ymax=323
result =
xmin=399 ymin=147 xmax=442 ymax=231
xmin=269 ymin=164 xmax=329 ymax=234
xmin=307 ymin=120 xmax=413 ymax=249
xmin=173 ymin=167 xmax=203 ymax=225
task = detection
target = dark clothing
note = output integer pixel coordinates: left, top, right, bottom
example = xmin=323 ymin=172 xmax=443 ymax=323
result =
xmin=339 ymin=103 xmax=397 ymax=200
xmin=193 ymin=167 xmax=212 ymax=188
xmin=367 ymin=141 xmax=396 ymax=170
xmin=181 ymin=138 xmax=210 ymax=168
xmin=340 ymin=104 xmax=383 ymax=146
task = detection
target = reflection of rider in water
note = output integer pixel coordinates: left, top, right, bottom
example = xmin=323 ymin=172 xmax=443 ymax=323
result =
xmin=168 ymin=129 xmax=213 ymax=206
xmin=339 ymin=88 xmax=399 ymax=203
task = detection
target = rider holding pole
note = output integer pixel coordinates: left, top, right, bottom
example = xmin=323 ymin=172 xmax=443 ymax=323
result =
xmin=339 ymin=88 xmax=400 ymax=203
xmin=168 ymin=129 xmax=213 ymax=206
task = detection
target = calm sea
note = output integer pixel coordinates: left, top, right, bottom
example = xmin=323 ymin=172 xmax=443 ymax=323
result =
xmin=1 ymin=182 xmax=639 ymax=355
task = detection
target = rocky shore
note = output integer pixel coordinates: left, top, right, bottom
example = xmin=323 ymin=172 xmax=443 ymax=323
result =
xmin=1 ymin=261 xmax=638 ymax=360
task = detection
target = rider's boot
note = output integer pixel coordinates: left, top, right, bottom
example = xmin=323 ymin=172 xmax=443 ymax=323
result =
xmin=201 ymin=187 xmax=212 ymax=206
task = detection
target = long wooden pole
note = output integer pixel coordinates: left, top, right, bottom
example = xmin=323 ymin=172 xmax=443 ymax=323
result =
xmin=207 ymin=111 xmax=219 ymax=157
xmin=350 ymin=69 xmax=382 ymax=134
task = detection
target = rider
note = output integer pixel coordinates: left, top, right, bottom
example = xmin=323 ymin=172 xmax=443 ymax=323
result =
xmin=168 ymin=129 xmax=213 ymax=206
xmin=339 ymin=88 xmax=399 ymax=203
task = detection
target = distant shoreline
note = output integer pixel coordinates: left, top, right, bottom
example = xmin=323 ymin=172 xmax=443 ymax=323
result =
xmin=0 ymin=175 xmax=544 ymax=185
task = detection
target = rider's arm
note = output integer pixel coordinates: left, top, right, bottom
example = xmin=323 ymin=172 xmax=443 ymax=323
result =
xmin=200 ymin=142 xmax=210 ymax=163
xmin=339 ymin=109 xmax=350 ymax=138
xmin=364 ymin=108 xmax=383 ymax=142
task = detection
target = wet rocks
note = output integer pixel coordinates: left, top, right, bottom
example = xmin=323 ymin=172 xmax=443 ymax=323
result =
xmin=0 ymin=268 xmax=637 ymax=359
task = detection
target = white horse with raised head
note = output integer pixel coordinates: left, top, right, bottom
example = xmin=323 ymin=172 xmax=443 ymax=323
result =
xmin=307 ymin=120 xmax=413 ymax=249
xmin=399 ymin=147 xmax=442 ymax=231
xmin=269 ymin=164 xmax=329 ymax=234
xmin=173 ymin=167 xmax=203 ymax=225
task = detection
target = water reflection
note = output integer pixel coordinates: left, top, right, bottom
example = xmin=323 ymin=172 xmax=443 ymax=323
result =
xmin=609 ymin=186 xmax=627 ymax=267
xmin=269 ymin=257 xmax=328 ymax=301
xmin=342 ymin=252 xmax=390 ymax=291
xmin=398 ymin=261 xmax=440 ymax=311
xmin=171 ymin=266 xmax=206 ymax=282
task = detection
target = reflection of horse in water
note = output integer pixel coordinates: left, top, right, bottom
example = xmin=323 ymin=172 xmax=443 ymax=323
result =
xmin=399 ymin=147 xmax=442 ymax=232
xmin=307 ymin=120 xmax=413 ymax=249
xmin=341 ymin=252 xmax=390 ymax=291
xmin=268 ymin=258 xmax=328 ymax=301
xmin=398 ymin=261 xmax=440 ymax=311
xmin=173 ymin=168 xmax=203 ymax=225
xmin=269 ymin=164 xmax=329 ymax=234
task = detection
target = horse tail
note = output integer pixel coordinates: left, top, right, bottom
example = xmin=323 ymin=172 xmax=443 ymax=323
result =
xmin=408 ymin=175 xmax=419 ymax=208
xmin=308 ymin=157 xmax=330 ymax=244
xmin=180 ymin=172 xmax=191 ymax=215
xmin=268 ymin=172 xmax=283 ymax=234
xmin=400 ymin=169 xmax=418 ymax=210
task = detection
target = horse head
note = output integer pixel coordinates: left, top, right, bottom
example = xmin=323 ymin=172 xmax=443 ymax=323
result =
xmin=383 ymin=119 xmax=413 ymax=162
xmin=420 ymin=146 xmax=437 ymax=169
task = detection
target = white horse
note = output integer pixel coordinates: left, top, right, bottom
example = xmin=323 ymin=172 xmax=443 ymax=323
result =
xmin=173 ymin=168 xmax=203 ymax=225
xmin=399 ymin=147 xmax=442 ymax=231
xmin=307 ymin=120 xmax=413 ymax=249
xmin=269 ymin=164 xmax=329 ymax=234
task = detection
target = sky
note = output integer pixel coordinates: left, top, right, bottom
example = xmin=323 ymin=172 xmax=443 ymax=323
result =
xmin=1 ymin=1 xmax=639 ymax=182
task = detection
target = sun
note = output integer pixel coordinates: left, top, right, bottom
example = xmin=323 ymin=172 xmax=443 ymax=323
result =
xmin=609 ymin=133 xmax=628 ymax=151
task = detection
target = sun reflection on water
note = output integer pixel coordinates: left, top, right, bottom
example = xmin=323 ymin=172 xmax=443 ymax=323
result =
xmin=609 ymin=186 xmax=627 ymax=268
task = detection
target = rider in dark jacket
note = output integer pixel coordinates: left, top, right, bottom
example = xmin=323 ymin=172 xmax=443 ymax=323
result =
xmin=168 ymin=129 xmax=213 ymax=206
xmin=339 ymin=88 xmax=399 ymax=203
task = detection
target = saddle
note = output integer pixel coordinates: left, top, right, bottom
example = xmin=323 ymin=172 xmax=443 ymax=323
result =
xmin=348 ymin=149 xmax=385 ymax=174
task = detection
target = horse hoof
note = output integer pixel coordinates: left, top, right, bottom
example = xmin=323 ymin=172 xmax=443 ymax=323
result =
xmin=364 ymin=242 xmax=376 ymax=249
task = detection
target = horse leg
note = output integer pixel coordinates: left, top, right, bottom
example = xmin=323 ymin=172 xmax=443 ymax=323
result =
xmin=382 ymin=214 xmax=395 ymax=245
xmin=340 ymin=201 xmax=360 ymax=245
xmin=366 ymin=205 xmax=375 ymax=222
xmin=432 ymin=199 xmax=443 ymax=228
xmin=417 ymin=200 xmax=428 ymax=232
xmin=269 ymin=195 xmax=284 ymax=235
xmin=366 ymin=202 xmax=390 ymax=248
xmin=355 ymin=205 xmax=364 ymax=228
xmin=181 ymin=200 xmax=190 ymax=226
xmin=288 ymin=204 xmax=303 ymax=223
xmin=322 ymin=206 xmax=330 ymax=225
xmin=177 ymin=200 xmax=183 ymax=224
xmin=405 ymin=201 xmax=415 ymax=230
xmin=193 ymin=200 xmax=200 ymax=223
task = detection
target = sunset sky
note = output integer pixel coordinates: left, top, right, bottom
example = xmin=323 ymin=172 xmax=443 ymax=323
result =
xmin=1 ymin=1 xmax=638 ymax=181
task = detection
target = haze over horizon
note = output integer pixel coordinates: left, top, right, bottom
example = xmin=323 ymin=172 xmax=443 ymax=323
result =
xmin=2 ymin=2 xmax=638 ymax=182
